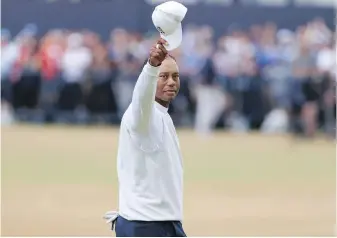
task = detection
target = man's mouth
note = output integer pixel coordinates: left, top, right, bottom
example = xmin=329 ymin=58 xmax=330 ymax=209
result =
xmin=165 ymin=90 xmax=176 ymax=93
xmin=165 ymin=90 xmax=176 ymax=95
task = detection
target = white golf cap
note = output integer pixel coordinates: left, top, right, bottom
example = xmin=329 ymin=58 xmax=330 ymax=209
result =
xmin=152 ymin=1 xmax=188 ymax=51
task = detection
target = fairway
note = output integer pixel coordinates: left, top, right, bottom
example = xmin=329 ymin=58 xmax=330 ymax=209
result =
xmin=1 ymin=125 xmax=335 ymax=236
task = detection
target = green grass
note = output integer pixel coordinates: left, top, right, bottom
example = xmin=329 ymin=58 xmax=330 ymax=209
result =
xmin=2 ymin=125 xmax=335 ymax=184
xmin=1 ymin=125 xmax=335 ymax=236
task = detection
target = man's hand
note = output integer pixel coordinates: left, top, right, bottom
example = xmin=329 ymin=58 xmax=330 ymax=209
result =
xmin=148 ymin=39 xmax=168 ymax=67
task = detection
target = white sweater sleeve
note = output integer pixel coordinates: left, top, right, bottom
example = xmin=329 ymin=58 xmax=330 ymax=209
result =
xmin=129 ymin=62 xmax=159 ymax=134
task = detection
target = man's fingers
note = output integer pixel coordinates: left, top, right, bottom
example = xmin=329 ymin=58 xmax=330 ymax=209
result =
xmin=149 ymin=39 xmax=168 ymax=66
xmin=150 ymin=45 xmax=158 ymax=52
xmin=150 ymin=48 xmax=156 ymax=55
xmin=158 ymin=38 xmax=168 ymax=46
xmin=150 ymin=52 xmax=162 ymax=63
xmin=153 ymin=43 xmax=167 ymax=59
xmin=152 ymin=52 xmax=161 ymax=59
xmin=150 ymin=49 xmax=159 ymax=58
xmin=156 ymin=50 xmax=166 ymax=59
xmin=151 ymin=46 xmax=166 ymax=60
xmin=157 ymin=38 xmax=168 ymax=52
xmin=157 ymin=44 xmax=167 ymax=55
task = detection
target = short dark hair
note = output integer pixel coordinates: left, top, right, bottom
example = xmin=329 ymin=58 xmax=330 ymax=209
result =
xmin=143 ymin=54 xmax=176 ymax=67
xmin=166 ymin=54 xmax=176 ymax=62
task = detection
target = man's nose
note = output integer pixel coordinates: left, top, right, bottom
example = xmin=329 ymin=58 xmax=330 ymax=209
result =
xmin=167 ymin=77 xmax=176 ymax=86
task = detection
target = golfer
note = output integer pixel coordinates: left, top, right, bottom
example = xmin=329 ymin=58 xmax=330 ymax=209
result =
xmin=104 ymin=2 xmax=188 ymax=236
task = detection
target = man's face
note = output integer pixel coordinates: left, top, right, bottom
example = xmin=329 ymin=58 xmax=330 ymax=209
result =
xmin=156 ymin=57 xmax=180 ymax=102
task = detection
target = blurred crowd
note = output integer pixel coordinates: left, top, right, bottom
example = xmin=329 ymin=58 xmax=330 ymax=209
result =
xmin=1 ymin=18 xmax=336 ymax=138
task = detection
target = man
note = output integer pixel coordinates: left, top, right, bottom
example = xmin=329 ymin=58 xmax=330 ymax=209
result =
xmin=59 ymin=33 xmax=92 ymax=111
xmin=104 ymin=2 xmax=187 ymax=236
xmin=105 ymin=38 xmax=186 ymax=237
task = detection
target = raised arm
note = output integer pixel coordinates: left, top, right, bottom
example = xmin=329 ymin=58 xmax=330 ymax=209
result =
xmin=129 ymin=39 xmax=168 ymax=134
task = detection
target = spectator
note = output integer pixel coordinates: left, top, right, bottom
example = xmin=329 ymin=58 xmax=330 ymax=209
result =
xmin=38 ymin=30 xmax=65 ymax=120
xmin=1 ymin=29 xmax=18 ymax=103
xmin=11 ymin=34 xmax=40 ymax=110
xmin=2 ymin=18 xmax=334 ymax=139
xmin=85 ymin=36 xmax=117 ymax=115
xmin=194 ymin=57 xmax=226 ymax=136
xmin=58 ymin=33 xmax=92 ymax=111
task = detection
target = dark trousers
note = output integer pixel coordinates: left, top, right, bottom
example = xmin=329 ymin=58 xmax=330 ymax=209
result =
xmin=114 ymin=215 xmax=186 ymax=237
xmin=12 ymin=73 xmax=41 ymax=109
xmin=57 ymin=82 xmax=83 ymax=111
xmin=85 ymin=80 xmax=117 ymax=114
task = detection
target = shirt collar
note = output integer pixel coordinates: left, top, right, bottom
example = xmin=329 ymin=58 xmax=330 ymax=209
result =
xmin=155 ymin=101 xmax=169 ymax=113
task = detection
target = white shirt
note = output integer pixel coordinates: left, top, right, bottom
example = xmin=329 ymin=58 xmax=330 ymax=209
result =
xmin=317 ymin=47 xmax=335 ymax=74
xmin=61 ymin=47 xmax=92 ymax=83
xmin=117 ymin=62 xmax=183 ymax=221
xmin=1 ymin=42 xmax=19 ymax=79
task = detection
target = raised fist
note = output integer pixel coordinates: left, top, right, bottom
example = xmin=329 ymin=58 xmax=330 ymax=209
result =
xmin=148 ymin=39 xmax=168 ymax=67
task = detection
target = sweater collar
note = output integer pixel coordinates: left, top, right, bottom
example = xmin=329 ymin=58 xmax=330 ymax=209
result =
xmin=155 ymin=101 xmax=169 ymax=113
